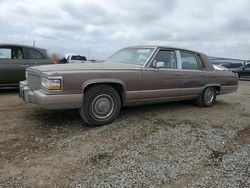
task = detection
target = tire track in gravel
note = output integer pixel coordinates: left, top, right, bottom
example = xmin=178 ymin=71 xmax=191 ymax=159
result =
xmin=166 ymin=123 xmax=250 ymax=188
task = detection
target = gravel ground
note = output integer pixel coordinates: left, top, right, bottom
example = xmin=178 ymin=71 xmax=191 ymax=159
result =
xmin=0 ymin=81 xmax=249 ymax=187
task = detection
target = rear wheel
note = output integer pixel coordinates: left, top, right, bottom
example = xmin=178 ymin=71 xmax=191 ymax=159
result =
xmin=79 ymin=85 xmax=121 ymax=126
xmin=195 ymin=87 xmax=217 ymax=107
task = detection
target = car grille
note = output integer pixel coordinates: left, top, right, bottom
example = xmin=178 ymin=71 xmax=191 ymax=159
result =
xmin=27 ymin=73 xmax=41 ymax=91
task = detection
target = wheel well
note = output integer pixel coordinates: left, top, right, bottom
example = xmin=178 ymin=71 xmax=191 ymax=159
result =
xmin=83 ymin=83 xmax=125 ymax=104
xmin=203 ymin=86 xmax=221 ymax=95
xmin=205 ymin=86 xmax=220 ymax=94
xmin=214 ymin=86 xmax=221 ymax=94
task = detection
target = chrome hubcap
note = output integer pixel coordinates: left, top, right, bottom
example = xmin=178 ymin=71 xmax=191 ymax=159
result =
xmin=204 ymin=88 xmax=214 ymax=104
xmin=91 ymin=94 xmax=115 ymax=119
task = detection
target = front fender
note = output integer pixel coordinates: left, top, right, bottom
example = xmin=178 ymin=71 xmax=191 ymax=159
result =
xmin=81 ymin=79 xmax=126 ymax=91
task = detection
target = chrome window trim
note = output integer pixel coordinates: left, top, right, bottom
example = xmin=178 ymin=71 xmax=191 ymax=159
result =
xmin=176 ymin=50 xmax=182 ymax=69
xmin=175 ymin=69 xmax=206 ymax=72
xmin=144 ymin=48 xmax=160 ymax=68
xmin=142 ymin=47 xmax=158 ymax=67
xmin=143 ymin=67 xmax=182 ymax=72
xmin=143 ymin=48 xmax=212 ymax=73
xmin=142 ymin=47 xmax=157 ymax=68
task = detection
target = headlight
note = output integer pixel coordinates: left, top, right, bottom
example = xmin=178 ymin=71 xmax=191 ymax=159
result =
xmin=41 ymin=77 xmax=62 ymax=90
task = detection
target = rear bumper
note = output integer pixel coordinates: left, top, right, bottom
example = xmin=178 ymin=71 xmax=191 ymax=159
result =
xmin=19 ymin=81 xmax=83 ymax=109
xmin=219 ymin=85 xmax=238 ymax=95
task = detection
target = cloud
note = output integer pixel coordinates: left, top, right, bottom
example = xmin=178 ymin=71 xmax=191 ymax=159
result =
xmin=0 ymin=0 xmax=249 ymax=59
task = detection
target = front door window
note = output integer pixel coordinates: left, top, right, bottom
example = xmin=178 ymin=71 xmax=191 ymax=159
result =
xmin=150 ymin=50 xmax=177 ymax=69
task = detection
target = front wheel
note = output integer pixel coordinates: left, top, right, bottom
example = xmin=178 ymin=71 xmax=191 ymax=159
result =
xmin=79 ymin=85 xmax=121 ymax=126
xmin=195 ymin=87 xmax=217 ymax=107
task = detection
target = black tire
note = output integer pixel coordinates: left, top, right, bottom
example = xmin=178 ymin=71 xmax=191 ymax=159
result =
xmin=79 ymin=84 xmax=121 ymax=126
xmin=195 ymin=87 xmax=217 ymax=107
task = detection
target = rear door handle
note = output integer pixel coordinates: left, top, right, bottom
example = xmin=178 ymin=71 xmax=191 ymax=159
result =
xmin=200 ymin=74 xmax=206 ymax=77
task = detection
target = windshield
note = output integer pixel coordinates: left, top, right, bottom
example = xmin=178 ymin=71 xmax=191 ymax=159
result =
xmin=106 ymin=48 xmax=154 ymax=66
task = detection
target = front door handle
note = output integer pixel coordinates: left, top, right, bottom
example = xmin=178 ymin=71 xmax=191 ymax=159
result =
xmin=200 ymin=74 xmax=206 ymax=77
xmin=174 ymin=73 xmax=182 ymax=76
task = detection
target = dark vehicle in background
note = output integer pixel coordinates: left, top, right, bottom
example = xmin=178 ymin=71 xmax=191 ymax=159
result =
xmin=233 ymin=64 xmax=250 ymax=78
xmin=220 ymin=62 xmax=243 ymax=71
xmin=0 ymin=44 xmax=53 ymax=88
xmin=220 ymin=62 xmax=250 ymax=78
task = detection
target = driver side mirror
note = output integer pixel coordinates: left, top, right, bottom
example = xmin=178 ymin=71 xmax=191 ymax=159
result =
xmin=156 ymin=61 xmax=165 ymax=69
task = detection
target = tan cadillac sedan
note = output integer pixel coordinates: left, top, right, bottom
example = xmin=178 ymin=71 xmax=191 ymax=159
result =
xmin=20 ymin=46 xmax=238 ymax=126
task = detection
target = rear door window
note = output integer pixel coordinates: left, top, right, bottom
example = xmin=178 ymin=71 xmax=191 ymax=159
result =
xmin=180 ymin=51 xmax=200 ymax=70
xmin=27 ymin=48 xmax=44 ymax=59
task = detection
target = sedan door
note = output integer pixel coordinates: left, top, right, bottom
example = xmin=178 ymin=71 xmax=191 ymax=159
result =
xmin=141 ymin=49 xmax=182 ymax=100
xmin=178 ymin=51 xmax=208 ymax=97
xmin=0 ymin=47 xmax=28 ymax=86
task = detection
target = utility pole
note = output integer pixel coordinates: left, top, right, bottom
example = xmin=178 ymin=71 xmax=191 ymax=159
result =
xmin=87 ymin=45 xmax=91 ymax=60
xmin=33 ymin=40 xmax=36 ymax=47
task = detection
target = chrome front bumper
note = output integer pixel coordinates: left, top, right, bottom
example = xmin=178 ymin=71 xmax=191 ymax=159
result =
xmin=19 ymin=81 xmax=83 ymax=110
xmin=19 ymin=81 xmax=34 ymax=103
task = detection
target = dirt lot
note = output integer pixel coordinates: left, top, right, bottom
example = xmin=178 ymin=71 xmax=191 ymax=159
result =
xmin=0 ymin=81 xmax=249 ymax=187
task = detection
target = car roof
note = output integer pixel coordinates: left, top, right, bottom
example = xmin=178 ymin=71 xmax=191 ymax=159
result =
xmin=125 ymin=45 xmax=203 ymax=54
xmin=0 ymin=44 xmax=46 ymax=51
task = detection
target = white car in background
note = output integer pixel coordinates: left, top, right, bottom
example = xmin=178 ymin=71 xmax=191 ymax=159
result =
xmin=213 ymin=64 xmax=240 ymax=77
xmin=66 ymin=54 xmax=87 ymax=63
xmin=213 ymin=64 xmax=228 ymax=71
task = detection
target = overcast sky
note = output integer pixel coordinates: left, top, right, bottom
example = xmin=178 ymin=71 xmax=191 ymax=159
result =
xmin=0 ymin=0 xmax=249 ymax=60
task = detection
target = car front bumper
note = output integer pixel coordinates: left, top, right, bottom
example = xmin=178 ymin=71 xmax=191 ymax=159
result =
xmin=19 ymin=81 xmax=83 ymax=110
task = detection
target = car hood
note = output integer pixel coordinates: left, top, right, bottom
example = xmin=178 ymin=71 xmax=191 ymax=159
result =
xmin=28 ymin=62 xmax=142 ymax=73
